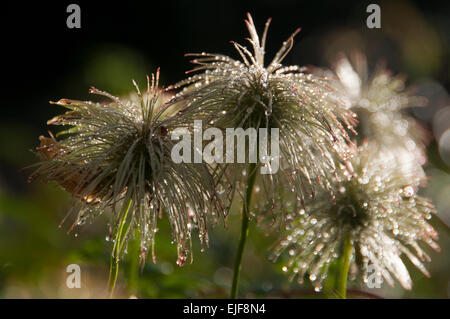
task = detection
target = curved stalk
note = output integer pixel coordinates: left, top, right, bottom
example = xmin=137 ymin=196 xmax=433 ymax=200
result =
xmin=230 ymin=162 xmax=258 ymax=298
xmin=108 ymin=198 xmax=133 ymax=297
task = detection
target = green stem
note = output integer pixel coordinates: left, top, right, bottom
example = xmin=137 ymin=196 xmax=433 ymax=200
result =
xmin=108 ymin=198 xmax=133 ymax=298
xmin=336 ymin=234 xmax=352 ymax=299
xmin=230 ymin=162 xmax=257 ymax=299
xmin=127 ymin=227 xmax=141 ymax=295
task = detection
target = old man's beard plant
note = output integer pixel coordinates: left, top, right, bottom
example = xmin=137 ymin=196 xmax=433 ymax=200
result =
xmin=271 ymin=143 xmax=439 ymax=296
xmin=168 ymin=14 xmax=357 ymax=297
xmin=28 ymin=12 xmax=441 ymax=299
xmin=30 ymin=71 xmax=224 ymax=295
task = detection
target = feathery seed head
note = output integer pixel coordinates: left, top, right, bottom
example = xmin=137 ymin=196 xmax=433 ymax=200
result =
xmin=271 ymin=143 xmax=439 ymax=291
xmin=168 ymin=13 xmax=357 ymax=210
xmin=31 ymin=70 xmax=223 ymax=265
xmin=331 ymin=52 xmax=428 ymax=176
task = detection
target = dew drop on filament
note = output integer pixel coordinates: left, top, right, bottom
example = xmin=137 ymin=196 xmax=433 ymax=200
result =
xmin=176 ymin=254 xmax=187 ymax=267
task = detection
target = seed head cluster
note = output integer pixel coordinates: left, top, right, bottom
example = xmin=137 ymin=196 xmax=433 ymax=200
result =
xmin=31 ymin=14 xmax=440 ymax=293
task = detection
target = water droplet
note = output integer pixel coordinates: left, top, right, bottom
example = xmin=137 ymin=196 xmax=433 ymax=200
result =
xmin=176 ymin=255 xmax=186 ymax=267
xmin=77 ymin=220 xmax=86 ymax=226
xmin=358 ymin=176 xmax=369 ymax=184
xmin=402 ymin=186 xmax=414 ymax=197
xmin=216 ymin=185 xmax=225 ymax=195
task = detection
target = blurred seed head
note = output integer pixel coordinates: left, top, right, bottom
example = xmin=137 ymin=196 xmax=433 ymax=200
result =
xmin=328 ymin=52 xmax=429 ymax=178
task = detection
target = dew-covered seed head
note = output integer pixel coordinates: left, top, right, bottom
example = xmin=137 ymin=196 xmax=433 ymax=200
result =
xmin=168 ymin=13 xmax=357 ymax=216
xmin=30 ymin=70 xmax=224 ymax=265
xmin=271 ymin=143 xmax=439 ymax=290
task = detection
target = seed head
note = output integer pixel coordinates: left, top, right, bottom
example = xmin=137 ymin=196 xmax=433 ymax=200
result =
xmin=271 ymin=143 xmax=439 ymax=291
xmin=31 ymin=70 xmax=223 ymax=265
xmin=168 ymin=13 xmax=357 ymax=211
xmin=330 ymin=52 xmax=428 ymax=178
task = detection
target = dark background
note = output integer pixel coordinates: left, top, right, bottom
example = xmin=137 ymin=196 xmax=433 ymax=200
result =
xmin=1 ymin=0 xmax=449 ymax=298
xmin=4 ymin=1 xmax=450 ymax=135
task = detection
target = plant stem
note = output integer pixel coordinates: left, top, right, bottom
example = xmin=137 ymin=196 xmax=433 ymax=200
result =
xmin=230 ymin=162 xmax=257 ymax=299
xmin=127 ymin=227 xmax=141 ymax=295
xmin=336 ymin=233 xmax=352 ymax=299
xmin=108 ymin=198 xmax=133 ymax=298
